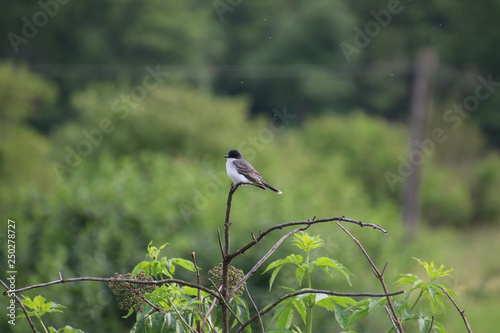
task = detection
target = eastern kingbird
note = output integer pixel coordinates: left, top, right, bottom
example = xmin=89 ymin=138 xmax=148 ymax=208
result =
xmin=224 ymin=149 xmax=282 ymax=194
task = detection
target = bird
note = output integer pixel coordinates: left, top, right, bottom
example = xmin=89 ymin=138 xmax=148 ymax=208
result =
xmin=224 ymin=149 xmax=282 ymax=194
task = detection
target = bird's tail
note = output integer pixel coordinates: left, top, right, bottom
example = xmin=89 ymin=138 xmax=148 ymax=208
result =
xmin=264 ymin=182 xmax=282 ymax=194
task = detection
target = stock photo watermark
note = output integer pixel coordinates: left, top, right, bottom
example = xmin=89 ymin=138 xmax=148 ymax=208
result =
xmin=51 ymin=65 xmax=169 ymax=181
xmin=385 ymin=74 xmax=500 ymax=191
xmin=6 ymin=219 xmax=17 ymax=325
xmin=7 ymin=0 xmax=71 ymax=54
xmin=339 ymin=0 xmax=403 ymax=63
xmin=179 ymin=106 xmax=296 ymax=221
xmin=213 ymin=0 xmax=242 ymax=21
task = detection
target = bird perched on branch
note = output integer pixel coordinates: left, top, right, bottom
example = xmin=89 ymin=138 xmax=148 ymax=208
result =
xmin=224 ymin=149 xmax=282 ymax=194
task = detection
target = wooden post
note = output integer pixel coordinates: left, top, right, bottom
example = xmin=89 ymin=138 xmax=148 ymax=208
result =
xmin=403 ymin=48 xmax=438 ymax=235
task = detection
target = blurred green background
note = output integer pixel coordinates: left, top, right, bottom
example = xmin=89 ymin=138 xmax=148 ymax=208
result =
xmin=1 ymin=0 xmax=500 ymax=331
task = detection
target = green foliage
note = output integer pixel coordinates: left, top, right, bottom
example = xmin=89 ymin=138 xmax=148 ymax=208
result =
xmin=264 ymin=233 xmax=356 ymax=332
xmin=52 ymin=326 xmax=85 ymax=333
xmin=0 ymin=61 xmax=57 ymax=123
xmin=265 ymin=232 xmax=351 ymax=291
xmin=15 ymin=242 xmax=468 ymax=333
xmin=2 ymin=0 xmax=500 ymax=330
xmin=395 ymin=258 xmax=454 ymax=332
xmin=20 ymin=295 xmax=65 ymax=319
xmin=132 ymin=242 xmax=196 ymax=280
xmin=132 ymin=310 xmax=185 ymax=333
xmin=19 ymin=295 xmax=85 ymax=333
xmin=470 ymin=153 xmax=500 ymax=225
xmin=0 ymin=61 xmax=57 ymax=189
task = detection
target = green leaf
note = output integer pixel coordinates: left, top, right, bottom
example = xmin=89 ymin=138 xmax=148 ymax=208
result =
xmin=269 ymin=265 xmax=284 ymax=291
xmin=418 ymin=315 xmax=432 ymax=333
xmin=277 ymin=302 xmax=295 ymax=329
xmin=170 ymin=258 xmax=196 ymax=272
xmin=347 ymin=306 xmax=370 ymax=327
xmin=21 ymin=295 xmax=65 ymax=318
xmin=132 ymin=261 xmax=151 ymax=275
xmin=160 ymin=257 xmax=174 ymax=278
xmin=314 ymin=257 xmax=352 ymax=285
xmin=316 ymin=296 xmax=357 ymax=311
xmin=333 ymin=303 xmax=350 ymax=329
xmin=399 ymin=308 xmax=419 ymax=322
xmin=263 ymin=256 xmax=296 ymax=274
xmin=232 ymin=296 xmax=250 ymax=329
xmin=368 ymin=298 xmax=387 ymax=312
xmin=431 ymin=320 xmax=448 ymax=333
xmin=395 ymin=273 xmax=419 ymax=286
xmin=292 ymin=298 xmax=307 ymax=324
xmin=292 ymin=232 xmax=324 ymax=254
xmin=181 ymin=286 xmax=209 ymax=298
xmin=342 ymin=298 xmax=384 ymax=328
xmin=426 ymin=284 xmax=447 ymax=313
xmin=147 ymin=241 xmax=169 ymax=260
xmin=413 ymin=258 xmax=453 ymax=281
xmin=295 ymin=266 xmax=306 ymax=286
xmin=56 ymin=326 xmax=86 ymax=333
xmin=122 ymin=307 xmax=135 ymax=319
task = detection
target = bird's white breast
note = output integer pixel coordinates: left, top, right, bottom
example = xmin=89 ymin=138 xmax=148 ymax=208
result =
xmin=226 ymin=158 xmax=250 ymax=184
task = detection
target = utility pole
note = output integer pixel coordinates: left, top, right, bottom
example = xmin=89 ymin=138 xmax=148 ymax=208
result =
xmin=403 ymin=48 xmax=439 ymax=235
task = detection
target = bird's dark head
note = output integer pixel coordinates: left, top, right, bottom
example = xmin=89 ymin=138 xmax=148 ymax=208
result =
xmin=224 ymin=149 xmax=242 ymax=159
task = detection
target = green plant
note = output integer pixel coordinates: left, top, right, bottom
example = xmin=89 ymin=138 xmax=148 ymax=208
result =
xmin=19 ymin=295 xmax=83 ymax=333
xmin=264 ymin=232 xmax=352 ymax=333
xmin=3 ymin=188 xmax=471 ymax=333
xmin=395 ymin=258 xmax=455 ymax=332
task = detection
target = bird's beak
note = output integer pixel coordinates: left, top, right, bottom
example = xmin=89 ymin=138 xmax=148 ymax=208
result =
xmin=224 ymin=155 xmax=229 ymax=158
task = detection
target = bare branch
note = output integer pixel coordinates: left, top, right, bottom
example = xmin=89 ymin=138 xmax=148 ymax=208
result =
xmin=163 ymin=293 xmax=197 ymax=333
xmin=237 ymin=288 xmax=405 ymax=332
xmin=229 ymin=226 xmax=308 ymax=298
xmin=217 ymin=228 xmax=224 ymax=259
xmin=384 ymin=305 xmax=400 ymax=333
xmin=192 ymin=252 xmax=202 ymax=332
xmin=222 ymin=183 xmax=239 ymax=333
xmin=203 ymin=280 xmax=222 ymax=331
xmin=224 ymin=183 xmax=239 ymax=255
xmin=208 ymin=279 xmax=243 ymax=326
xmin=245 ymin=285 xmax=265 ymax=333
xmin=1 ymin=279 xmax=38 ymax=332
xmin=336 ymin=222 xmax=404 ymax=332
xmin=427 ymin=316 xmax=435 ymax=333
xmin=441 ymin=287 xmax=473 ymax=333
xmin=229 ymin=216 xmax=386 ymax=261
xmin=4 ymin=276 xmax=220 ymax=300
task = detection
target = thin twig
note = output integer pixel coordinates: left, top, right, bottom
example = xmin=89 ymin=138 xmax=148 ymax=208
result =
xmin=441 ymin=287 xmax=472 ymax=333
xmin=384 ymin=305 xmax=399 ymax=333
xmin=237 ymin=288 xmax=405 ymax=332
xmin=217 ymin=228 xmax=224 ymax=259
xmin=229 ymin=226 xmax=308 ymax=298
xmin=5 ymin=276 xmax=220 ymax=300
xmin=222 ymin=183 xmax=238 ymax=333
xmin=192 ymin=252 xmax=202 ymax=332
xmin=336 ymin=222 xmax=404 ymax=333
xmin=229 ymin=216 xmax=386 ymax=261
xmin=208 ymin=279 xmax=243 ymax=326
xmin=203 ymin=281 xmax=222 ymax=330
xmin=0 ymin=279 xmax=38 ymax=332
xmin=224 ymin=183 xmax=239 ymax=256
xmin=163 ymin=294 xmax=198 ymax=333
xmin=245 ymin=285 xmax=265 ymax=333
xmin=427 ymin=316 xmax=435 ymax=333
